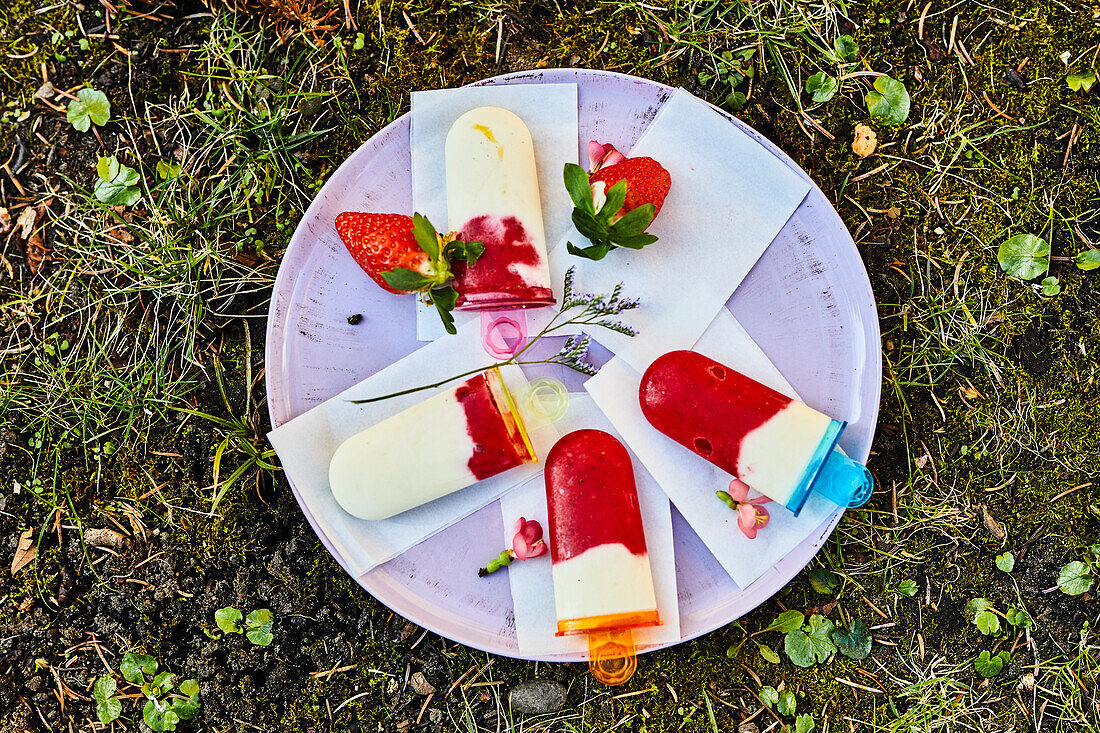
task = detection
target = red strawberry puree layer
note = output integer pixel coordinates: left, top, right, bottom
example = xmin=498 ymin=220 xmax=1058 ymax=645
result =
xmin=453 ymin=215 xmax=554 ymax=309
xmin=455 ymin=373 xmax=531 ymax=480
xmin=545 ymin=430 xmax=648 ymax=563
xmin=639 ymin=350 xmax=792 ymax=476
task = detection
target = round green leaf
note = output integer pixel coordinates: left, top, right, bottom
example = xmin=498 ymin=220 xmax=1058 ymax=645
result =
xmin=865 ymin=76 xmax=910 ymax=126
xmin=120 ymin=653 xmax=158 ymax=684
xmin=805 ymin=72 xmax=838 ymax=103
xmin=760 ymin=686 xmax=780 ymax=708
xmin=777 ymin=689 xmax=797 ymax=716
xmin=795 ymin=714 xmax=816 ymax=733
xmin=67 ymin=88 xmax=111 ymax=132
xmin=897 ymin=579 xmax=919 ymax=598
xmin=179 ymin=679 xmax=200 ymax=697
xmin=784 ymin=629 xmax=815 ymax=668
xmin=834 ymin=35 xmax=859 ymax=62
xmin=1041 ymin=276 xmax=1061 ymax=296
xmin=93 ymin=676 xmax=122 ymax=724
xmin=974 ymin=649 xmax=1008 ymax=678
xmin=975 ymin=610 xmax=1001 ymax=636
xmin=215 ymin=606 xmax=243 ymax=634
xmin=1075 ymin=249 xmax=1100 ymax=270
xmin=832 ymin=619 xmax=873 ymax=660
xmin=808 ymin=568 xmax=840 ymax=595
xmin=997 ymin=234 xmax=1050 ymax=280
xmin=1057 ymin=560 xmax=1095 ymax=595
xmin=995 ymin=552 xmax=1015 ymax=572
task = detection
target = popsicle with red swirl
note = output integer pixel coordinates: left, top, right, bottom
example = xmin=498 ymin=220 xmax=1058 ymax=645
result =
xmin=638 ymin=350 xmax=873 ymax=516
xmin=545 ymin=429 xmax=660 ymax=685
xmin=445 ymin=107 xmax=555 ymax=310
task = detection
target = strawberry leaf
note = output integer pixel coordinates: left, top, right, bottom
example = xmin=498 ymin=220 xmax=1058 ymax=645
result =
xmin=610 ymin=232 xmax=659 ymax=250
xmin=572 ymin=209 xmax=609 ymax=243
xmin=428 ymin=286 xmax=458 ymax=335
xmin=599 ymin=180 xmax=628 ymax=222
xmin=563 ymin=163 xmax=594 ymax=213
xmin=411 ymin=213 xmax=440 ymax=259
xmin=444 ymin=240 xmax=485 ymax=266
xmin=382 ymin=268 xmax=434 ymax=291
xmin=567 ymin=241 xmax=612 ymax=260
xmin=610 ymin=204 xmax=656 ymax=236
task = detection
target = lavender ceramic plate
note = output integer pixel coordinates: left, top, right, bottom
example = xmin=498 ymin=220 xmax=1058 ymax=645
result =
xmin=266 ymin=69 xmax=880 ymax=661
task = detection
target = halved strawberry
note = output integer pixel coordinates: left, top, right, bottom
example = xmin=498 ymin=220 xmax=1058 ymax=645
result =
xmin=334 ymin=211 xmax=484 ymax=333
xmin=563 ymin=141 xmax=671 ymax=261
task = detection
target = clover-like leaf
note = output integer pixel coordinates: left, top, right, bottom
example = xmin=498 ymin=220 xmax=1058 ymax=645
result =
xmin=144 ymin=698 xmax=181 ymax=732
xmin=1041 ymin=276 xmax=1061 ymax=297
xmin=1006 ymin=608 xmax=1032 ymax=629
xmin=806 ymin=72 xmax=838 ymax=103
xmin=995 ymin=552 xmax=1015 ymax=572
xmin=120 ymin=653 xmax=157 ymax=684
xmin=974 ymin=649 xmax=1009 ymax=678
xmin=808 ymin=569 xmax=840 ymax=595
xmin=897 ymin=579 xmax=919 ymax=598
xmin=215 ymin=606 xmax=243 ymax=634
xmin=245 ymin=608 xmax=274 ymax=646
xmin=93 ymin=155 xmax=141 ymax=207
xmin=975 ymin=610 xmax=1001 ymax=636
xmin=1057 ymin=560 xmax=1094 ymax=595
xmin=1075 ymin=249 xmax=1100 ymax=270
xmin=777 ymin=689 xmax=797 ymax=716
xmin=93 ymin=675 xmax=122 ymax=724
xmin=833 ymin=619 xmax=873 ymax=660
xmin=1067 ymin=70 xmax=1096 ymax=92
xmin=67 ymin=88 xmax=110 ymax=132
xmin=998 ymin=234 xmax=1050 ymax=280
xmin=768 ymin=609 xmax=805 ymax=634
xmin=866 ymin=76 xmax=910 ymax=126
xmin=760 ymin=686 xmax=779 ymax=708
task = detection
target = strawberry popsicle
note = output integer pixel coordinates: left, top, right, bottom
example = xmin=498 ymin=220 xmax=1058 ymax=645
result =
xmin=545 ymin=429 xmax=660 ymax=685
xmin=445 ymin=107 xmax=555 ymax=310
xmin=329 ymin=368 xmax=535 ymax=520
xmin=639 ymin=350 xmax=873 ymax=516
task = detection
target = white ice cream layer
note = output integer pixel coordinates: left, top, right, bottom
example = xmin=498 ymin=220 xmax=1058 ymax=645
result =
xmin=445 ymin=107 xmax=550 ymax=285
xmin=329 ymin=388 xmax=477 ymax=520
xmin=552 ymin=544 xmax=658 ymax=622
xmin=736 ymin=401 xmax=833 ymax=504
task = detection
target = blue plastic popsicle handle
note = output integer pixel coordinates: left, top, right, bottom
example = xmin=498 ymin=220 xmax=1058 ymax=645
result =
xmin=813 ymin=451 xmax=874 ymax=508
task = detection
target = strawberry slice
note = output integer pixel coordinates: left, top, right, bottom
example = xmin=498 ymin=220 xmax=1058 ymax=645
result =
xmin=562 ymin=141 xmax=671 ymax=261
xmin=334 ymin=211 xmax=484 ymax=334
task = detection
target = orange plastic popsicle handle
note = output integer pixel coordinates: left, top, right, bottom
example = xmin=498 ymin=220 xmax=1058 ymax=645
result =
xmin=587 ymin=628 xmax=638 ymax=686
xmin=556 ymin=610 xmax=661 ymax=686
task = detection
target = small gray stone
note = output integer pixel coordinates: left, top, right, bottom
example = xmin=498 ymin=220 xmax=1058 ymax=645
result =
xmin=508 ymin=679 xmax=567 ymax=715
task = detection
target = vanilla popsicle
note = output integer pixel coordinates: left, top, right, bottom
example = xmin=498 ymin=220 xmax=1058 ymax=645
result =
xmin=445 ymin=107 xmax=555 ymax=310
xmin=329 ymin=369 xmax=535 ymax=520
xmin=639 ymin=350 xmax=873 ymax=516
xmin=545 ymin=429 xmax=660 ymax=685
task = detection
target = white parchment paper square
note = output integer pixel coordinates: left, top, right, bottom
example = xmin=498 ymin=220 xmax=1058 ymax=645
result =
xmin=268 ymin=321 xmax=558 ymax=576
xmin=411 ymin=84 xmax=579 ymax=340
xmin=584 ymin=309 xmax=837 ymax=589
xmin=500 ymin=395 xmax=680 ymax=655
xmin=530 ymin=88 xmax=811 ymax=374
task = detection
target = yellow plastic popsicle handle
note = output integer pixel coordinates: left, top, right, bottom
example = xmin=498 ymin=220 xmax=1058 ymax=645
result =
xmin=587 ymin=627 xmax=638 ymax=686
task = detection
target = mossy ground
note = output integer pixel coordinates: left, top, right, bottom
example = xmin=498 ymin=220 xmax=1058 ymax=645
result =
xmin=1 ymin=0 xmax=1099 ymax=731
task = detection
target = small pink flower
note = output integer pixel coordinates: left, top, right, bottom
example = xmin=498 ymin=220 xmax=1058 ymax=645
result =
xmin=727 ymin=480 xmax=771 ymax=540
xmin=588 ymin=141 xmax=627 ymax=173
xmin=511 ymin=517 xmax=547 ymax=560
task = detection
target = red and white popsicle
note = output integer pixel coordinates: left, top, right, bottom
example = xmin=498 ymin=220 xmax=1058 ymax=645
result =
xmin=545 ymin=429 xmax=660 ymax=685
xmin=445 ymin=107 xmax=555 ymax=310
xmin=638 ymin=350 xmax=873 ymax=515
xmin=329 ymin=369 xmax=536 ymax=520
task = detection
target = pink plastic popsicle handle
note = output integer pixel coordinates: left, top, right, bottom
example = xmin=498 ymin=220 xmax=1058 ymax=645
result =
xmin=480 ymin=310 xmax=528 ymax=359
